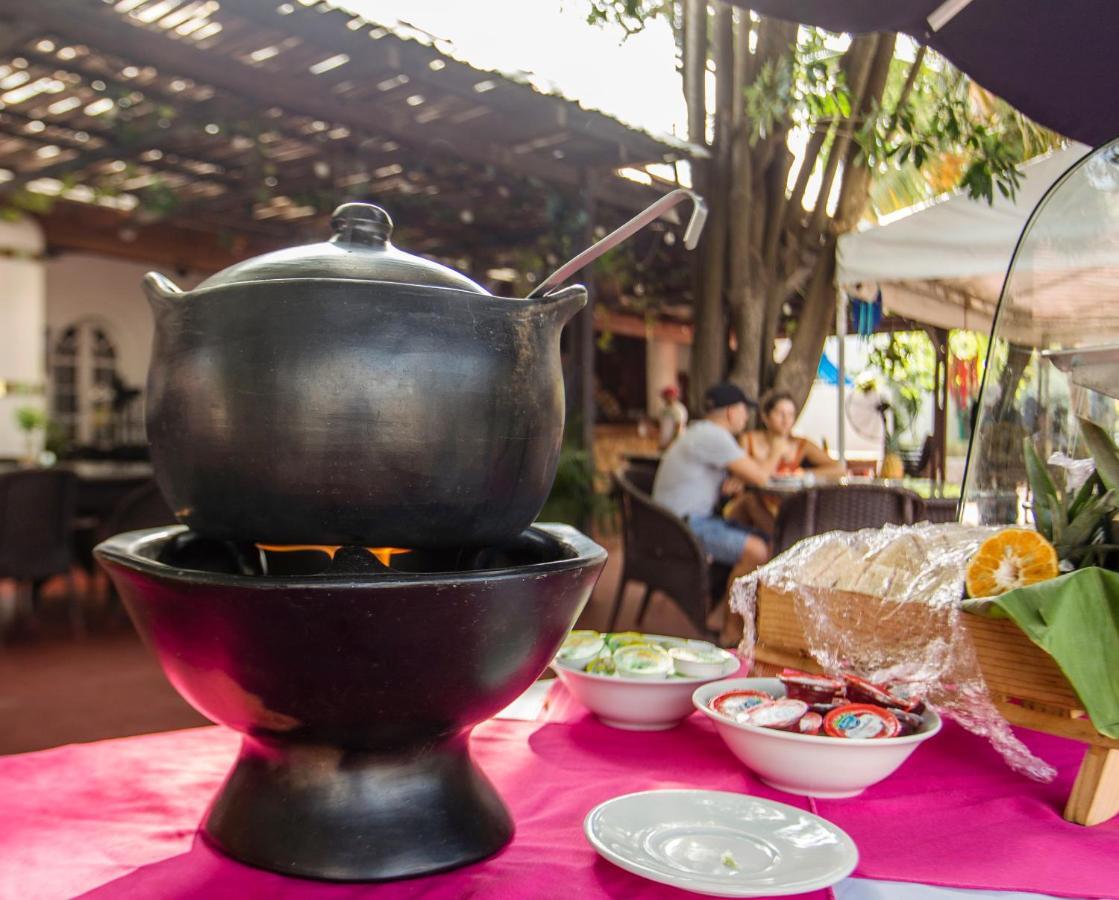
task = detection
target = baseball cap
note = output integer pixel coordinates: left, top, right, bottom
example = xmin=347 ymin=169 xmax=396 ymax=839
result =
xmin=703 ymin=381 xmax=756 ymax=412
xmin=660 ymin=385 xmax=679 ymax=399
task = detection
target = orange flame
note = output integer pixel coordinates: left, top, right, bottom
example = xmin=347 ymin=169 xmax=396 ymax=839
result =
xmin=255 ymin=544 xmax=413 ymax=567
xmin=367 ymin=547 xmax=412 ymax=566
xmin=256 ymin=544 xmax=343 ymax=559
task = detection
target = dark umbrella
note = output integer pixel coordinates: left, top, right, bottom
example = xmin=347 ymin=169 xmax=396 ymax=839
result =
xmin=733 ymin=0 xmax=1118 ymax=146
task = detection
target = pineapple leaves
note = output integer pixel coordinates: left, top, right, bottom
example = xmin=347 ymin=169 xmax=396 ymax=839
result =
xmin=1063 ymin=489 xmax=1116 ymax=549
xmin=1078 ymin=417 xmax=1119 ymax=492
xmin=1044 ymin=494 xmax=1065 ymax=549
xmin=1023 ymin=436 xmax=1058 ymax=538
xmin=1068 ymin=472 xmax=1102 ymax=522
xmin=1023 ymin=430 xmax=1119 ymax=566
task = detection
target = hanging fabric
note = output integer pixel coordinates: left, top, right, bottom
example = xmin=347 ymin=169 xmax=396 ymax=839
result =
xmin=848 ymin=286 xmax=883 ymax=338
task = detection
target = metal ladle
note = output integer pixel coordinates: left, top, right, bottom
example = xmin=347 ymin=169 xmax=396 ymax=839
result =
xmin=527 ymin=188 xmax=708 ymax=299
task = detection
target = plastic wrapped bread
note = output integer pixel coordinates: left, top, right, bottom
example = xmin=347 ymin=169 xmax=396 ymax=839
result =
xmin=732 ymin=522 xmax=1057 ymax=782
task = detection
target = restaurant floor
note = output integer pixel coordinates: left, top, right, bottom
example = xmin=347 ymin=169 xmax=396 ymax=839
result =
xmin=0 ymin=534 xmax=705 ymax=755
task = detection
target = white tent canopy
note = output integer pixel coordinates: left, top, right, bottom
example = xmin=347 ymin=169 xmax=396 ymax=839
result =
xmin=836 ymin=143 xmax=1097 ymax=339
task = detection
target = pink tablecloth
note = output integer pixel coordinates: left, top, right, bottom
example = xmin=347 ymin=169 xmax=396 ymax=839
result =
xmin=2 ymin=684 xmax=1117 ymax=899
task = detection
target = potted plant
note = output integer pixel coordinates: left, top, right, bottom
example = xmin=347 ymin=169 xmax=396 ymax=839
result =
xmin=14 ymin=405 xmax=47 ymax=465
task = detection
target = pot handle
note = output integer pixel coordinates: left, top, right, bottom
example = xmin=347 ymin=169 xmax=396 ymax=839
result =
xmin=526 ymin=188 xmax=707 ymax=300
xmin=143 ymin=272 xmax=184 ymax=311
xmin=532 ymin=284 xmax=586 ymax=325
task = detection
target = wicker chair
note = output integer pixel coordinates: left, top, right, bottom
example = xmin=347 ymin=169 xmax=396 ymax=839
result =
xmin=916 ymin=496 xmax=959 ymax=524
xmin=607 ymin=466 xmax=728 ymax=640
xmin=0 ymin=469 xmax=79 ymax=635
xmin=772 ymin=483 xmax=921 ymax=556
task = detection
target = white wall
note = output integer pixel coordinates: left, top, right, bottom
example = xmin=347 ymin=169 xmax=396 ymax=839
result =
xmin=645 ymin=336 xmax=680 ymax=415
xmin=44 ymin=255 xmax=204 ymax=390
xmin=0 ymin=217 xmax=46 ymax=460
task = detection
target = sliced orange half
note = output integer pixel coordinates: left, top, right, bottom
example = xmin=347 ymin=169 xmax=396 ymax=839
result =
xmin=965 ymin=528 xmax=1059 ymax=598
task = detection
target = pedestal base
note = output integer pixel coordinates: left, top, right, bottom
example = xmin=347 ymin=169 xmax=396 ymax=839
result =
xmin=203 ymin=731 xmax=513 ymax=881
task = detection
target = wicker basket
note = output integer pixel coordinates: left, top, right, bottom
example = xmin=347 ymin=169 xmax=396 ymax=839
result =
xmin=754 ymin=582 xmax=1119 ymax=825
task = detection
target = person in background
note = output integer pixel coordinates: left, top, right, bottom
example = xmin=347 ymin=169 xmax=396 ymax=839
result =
xmin=652 ymin=382 xmax=787 ymax=645
xmin=725 ymin=389 xmax=845 ymax=535
xmin=657 ymin=385 xmax=689 ymax=450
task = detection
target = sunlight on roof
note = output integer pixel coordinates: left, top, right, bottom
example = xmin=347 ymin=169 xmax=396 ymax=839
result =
xmin=339 ymin=0 xmax=687 ymax=139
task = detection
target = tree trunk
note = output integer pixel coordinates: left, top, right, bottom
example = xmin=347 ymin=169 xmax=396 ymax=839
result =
xmin=724 ymin=14 xmax=796 ymax=405
xmin=683 ymin=0 xmax=715 ymax=412
xmin=688 ymin=2 xmax=733 ymax=411
xmin=765 ymin=32 xmax=896 ymax=409
xmin=773 ymin=241 xmax=836 ymax=410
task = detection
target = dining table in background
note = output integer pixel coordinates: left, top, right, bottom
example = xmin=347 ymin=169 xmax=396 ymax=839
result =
xmin=60 ymin=460 xmax=155 ymax=522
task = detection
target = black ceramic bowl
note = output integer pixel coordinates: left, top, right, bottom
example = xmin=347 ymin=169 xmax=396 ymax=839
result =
xmin=95 ymin=523 xmax=606 ymax=882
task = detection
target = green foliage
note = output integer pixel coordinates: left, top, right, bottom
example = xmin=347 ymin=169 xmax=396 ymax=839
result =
xmin=743 ymin=29 xmax=849 ymax=145
xmin=864 ymin=331 xmax=934 ymax=450
xmin=1079 ymin=418 xmax=1119 ymax=493
xmin=858 ymin=54 xmax=1061 ymax=213
xmin=14 ymin=406 xmax=46 ymax=434
xmin=1023 ymin=420 xmax=1119 ymax=568
xmin=585 ymin=1 xmax=1057 ymax=221
xmin=583 ymin=0 xmax=672 ymax=35
xmin=539 ymin=445 xmax=614 ymax=530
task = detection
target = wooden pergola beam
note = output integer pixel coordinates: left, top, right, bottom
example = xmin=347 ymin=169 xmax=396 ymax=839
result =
xmin=7 ymin=0 xmax=639 ymax=200
xmin=216 ymin=0 xmax=675 ymax=168
xmin=38 ymin=200 xmax=281 ymax=272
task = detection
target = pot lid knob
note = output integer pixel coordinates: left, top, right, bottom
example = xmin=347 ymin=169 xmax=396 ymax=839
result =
xmin=330 ymin=203 xmax=392 ymax=247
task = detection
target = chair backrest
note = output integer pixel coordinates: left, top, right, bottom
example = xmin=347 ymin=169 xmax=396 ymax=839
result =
xmin=0 ymin=468 xmax=77 ymax=579
xmin=916 ymin=496 xmax=959 ymax=524
xmin=620 ymin=455 xmax=660 ymax=493
xmin=773 ymin=484 xmax=919 ymax=555
xmin=613 ymin=467 xmax=719 ymax=637
xmin=96 ymin=479 xmax=177 ymax=542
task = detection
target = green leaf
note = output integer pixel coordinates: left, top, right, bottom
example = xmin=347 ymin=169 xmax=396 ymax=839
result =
xmin=1023 ymin=436 xmax=1058 ymax=536
xmin=1078 ymin=417 xmax=1119 ymax=492
xmin=1046 ymin=494 xmax=1065 ymax=548
xmin=1064 ymin=490 xmax=1116 ymax=548
xmin=963 ymin=567 xmax=1119 ymax=738
xmin=1068 ymin=472 xmax=1102 ymax=521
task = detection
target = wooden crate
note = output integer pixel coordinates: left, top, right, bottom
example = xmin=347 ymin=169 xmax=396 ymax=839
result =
xmin=754 ymin=582 xmax=1119 ymax=826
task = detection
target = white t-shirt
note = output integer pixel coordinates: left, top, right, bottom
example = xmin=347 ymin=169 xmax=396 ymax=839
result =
xmin=652 ymin=420 xmax=745 ymax=519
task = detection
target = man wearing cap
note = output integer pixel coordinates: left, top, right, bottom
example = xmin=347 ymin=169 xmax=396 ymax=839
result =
xmin=652 ymin=382 xmax=789 ymax=641
xmin=657 ymin=384 xmax=688 ymax=450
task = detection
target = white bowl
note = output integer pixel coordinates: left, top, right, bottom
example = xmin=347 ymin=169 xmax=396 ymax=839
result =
xmin=692 ymin=677 xmax=941 ymax=798
xmin=554 ymin=638 xmax=741 ymax=730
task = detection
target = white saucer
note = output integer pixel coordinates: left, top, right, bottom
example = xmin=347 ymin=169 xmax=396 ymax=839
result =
xmin=584 ymin=789 xmax=858 ymax=897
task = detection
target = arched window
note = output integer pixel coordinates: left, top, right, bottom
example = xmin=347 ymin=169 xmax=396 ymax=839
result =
xmin=49 ymin=320 xmax=123 ymax=447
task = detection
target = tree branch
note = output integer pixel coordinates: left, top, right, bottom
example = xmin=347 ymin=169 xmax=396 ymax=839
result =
xmin=773 ymin=239 xmax=837 ymax=408
xmin=806 ymin=34 xmax=880 ymax=236
xmin=886 ymin=44 xmax=927 ymax=141
xmin=832 ymin=33 xmax=897 ymax=232
xmin=783 ymin=127 xmax=826 ymax=233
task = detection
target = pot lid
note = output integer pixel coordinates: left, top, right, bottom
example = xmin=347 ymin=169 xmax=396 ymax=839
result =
xmin=193 ymin=203 xmax=487 ymax=293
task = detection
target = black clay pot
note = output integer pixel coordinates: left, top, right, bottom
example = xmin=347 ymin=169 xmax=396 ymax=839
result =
xmin=143 ymin=202 xmax=585 ymax=547
xmin=95 ymin=523 xmax=606 ymax=881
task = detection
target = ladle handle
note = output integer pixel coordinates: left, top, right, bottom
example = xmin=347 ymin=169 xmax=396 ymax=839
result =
xmin=527 ymin=188 xmax=707 ymax=300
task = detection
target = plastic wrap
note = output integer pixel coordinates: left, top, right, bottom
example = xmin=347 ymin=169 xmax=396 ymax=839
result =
xmin=732 ymin=522 xmax=1057 ymax=782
